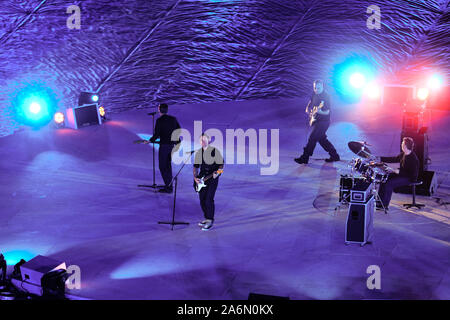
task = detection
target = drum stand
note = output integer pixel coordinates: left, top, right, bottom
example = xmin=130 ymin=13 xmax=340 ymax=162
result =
xmin=334 ymin=192 xmax=350 ymax=211
xmin=371 ymin=182 xmax=388 ymax=214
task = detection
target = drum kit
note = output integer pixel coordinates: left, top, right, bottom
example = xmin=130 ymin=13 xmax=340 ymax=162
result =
xmin=347 ymin=141 xmax=394 ymax=184
xmin=336 ymin=141 xmax=395 ymax=211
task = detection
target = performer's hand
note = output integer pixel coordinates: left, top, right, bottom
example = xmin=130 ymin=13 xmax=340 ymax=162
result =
xmin=144 ymin=140 xmax=150 ymax=144
xmin=194 ymin=177 xmax=201 ymax=184
xmin=213 ymin=172 xmax=219 ymax=179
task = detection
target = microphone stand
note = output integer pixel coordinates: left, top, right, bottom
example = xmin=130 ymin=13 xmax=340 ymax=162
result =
xmin=138 ymin=111 xmax=162 ymax=189
xmin=158 ymin=151 xmax=193 ymax=230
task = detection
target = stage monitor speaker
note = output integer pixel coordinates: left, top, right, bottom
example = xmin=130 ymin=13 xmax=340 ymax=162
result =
xmin=66 ymin=103 xmax=102 ymax=129
xmin=20 ymin=255 xmax=66 ymax=286
xmin=345 ymin=195 xmax=374 ymax=245
xmin=401 ymin=130 xmax=429 ymax=172
xmin=394 ymin=170 xmax=437 ymax=196
xmin=248 ymin=293 xmax=290 ymax=300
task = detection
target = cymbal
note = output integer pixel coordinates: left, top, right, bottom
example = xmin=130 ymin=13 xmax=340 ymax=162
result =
xmin=348 ymin=141 xmax=372 ymax=158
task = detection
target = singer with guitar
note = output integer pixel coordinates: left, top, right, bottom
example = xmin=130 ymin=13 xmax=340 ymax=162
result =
xmin=193 ymin=133 xmax=224 ymax=231
xmin=295 ymin=79 xmax=340 ymax=164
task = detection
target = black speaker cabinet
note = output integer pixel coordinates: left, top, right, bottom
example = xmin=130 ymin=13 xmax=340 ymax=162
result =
xmin=345 ymin=195 xmax=374 ymax=246
xmin=395 ymin=170 xmax=437 ymax=196
xmin=401 ymin=130 xmax=429 ymax=172
xmin=66 ymin=103 xmax=102 ymax=129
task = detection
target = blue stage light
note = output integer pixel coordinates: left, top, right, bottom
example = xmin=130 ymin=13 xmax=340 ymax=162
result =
xmin=92 ymin=94 xmax=99 ymax=102
xmin=12 ymin=83 xmax=58 ymax=128
xmin=330 ymin=55 xmax=377 ymax=103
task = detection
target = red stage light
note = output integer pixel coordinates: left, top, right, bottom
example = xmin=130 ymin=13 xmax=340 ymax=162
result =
xmin=417 ymin=88 xmax=429 ymax=101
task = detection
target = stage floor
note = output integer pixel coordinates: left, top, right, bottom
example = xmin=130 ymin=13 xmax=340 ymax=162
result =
xmin=1 ymin=98 xmax=449 ymax=299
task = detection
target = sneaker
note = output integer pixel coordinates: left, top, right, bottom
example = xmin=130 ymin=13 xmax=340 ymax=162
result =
xmin=294 ymin=156 xmax=308 ymax=164
xmin=201 ymin=220 xmax=213 ymax=231
xmin=198 ymin=220 xmax=208 ymax=227
xmin=325 ymin=154 xmax=340 ymax=162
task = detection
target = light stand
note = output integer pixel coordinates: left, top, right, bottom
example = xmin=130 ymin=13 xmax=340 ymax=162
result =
xmin=158 ymin=152 xmax=192 ymax=230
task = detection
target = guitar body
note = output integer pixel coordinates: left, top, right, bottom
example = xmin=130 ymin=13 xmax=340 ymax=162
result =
xmin=193 ymin=169 xmax=224 ymax=193
xmin=193 ymin=178 xmax=207 ymax=193
xmin=308 ymin=101 xmax=324 ymax=126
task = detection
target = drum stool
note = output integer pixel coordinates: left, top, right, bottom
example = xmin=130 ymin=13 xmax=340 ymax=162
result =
xmin=403 ymin=181 xmax=425 ymax=209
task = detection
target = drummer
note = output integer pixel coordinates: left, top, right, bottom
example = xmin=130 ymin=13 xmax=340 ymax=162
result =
xmin=376 ymin=137 xmax=419 ymax=210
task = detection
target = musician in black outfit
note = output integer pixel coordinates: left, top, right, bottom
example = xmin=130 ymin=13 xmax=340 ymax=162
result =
xmin=193 ymin=133 xmax=224 ymax=231
xmin=149 ymin=103 xmax=181 ymax=194
xmin=377 ymin=137 xmax=419 ymax=210
xmin=295 ymin=80 xmax=340 ymax=164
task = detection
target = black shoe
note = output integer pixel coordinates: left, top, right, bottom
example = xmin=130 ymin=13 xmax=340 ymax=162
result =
xmin=158 ymin=187 xmax=173 ymax=194
xmin=325 ymin=154 xmax=340 ymax=162
xmin=294 ymin=156 xmax=309 ymax=164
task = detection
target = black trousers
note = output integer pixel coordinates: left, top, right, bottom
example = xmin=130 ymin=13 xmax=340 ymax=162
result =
xmin=199 ymin=177 xmax=219 ymax=221
xmin=378 ymin=174 xmax=410 ymax=207
xmin=303 ymin=121 xmax=338 ymax=157
xmin=159 ymin=144 xmax=174 ymax=188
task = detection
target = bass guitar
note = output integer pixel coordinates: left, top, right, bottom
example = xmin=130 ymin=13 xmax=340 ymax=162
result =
xmin=308 ymin=101 xmax=324 ymax=126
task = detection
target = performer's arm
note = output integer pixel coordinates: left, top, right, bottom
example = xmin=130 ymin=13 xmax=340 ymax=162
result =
xmin=213 ymin=149 xmax=224 ymax=179
xmin=305 ymin=100 xmax=311 ymax=114
xmin=193 ymin=166 xmax=200 ymax=183
xmin=380 ymin=153 xmax=402 ymax=163
xmin=316 ymin=98 xmax=330 ymax=115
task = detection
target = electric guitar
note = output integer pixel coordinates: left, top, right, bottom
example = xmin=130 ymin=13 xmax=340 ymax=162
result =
xmin=193 ymin=169 xmax=224 ymax=193
xmin=308 ymin=101 xmax=324 ymax=126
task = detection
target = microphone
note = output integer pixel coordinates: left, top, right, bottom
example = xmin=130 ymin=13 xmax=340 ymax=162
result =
xmin=185 ymin=149 xmax=200 ymax=154
xmin=147 ymin=112 xmax=157 ymax=116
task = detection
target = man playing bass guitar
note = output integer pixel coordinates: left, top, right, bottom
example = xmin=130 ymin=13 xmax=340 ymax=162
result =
xmin=295 ymin=79 xmax=340 ymax=164
xmin=193 ymin=133 xmax=224 ymax=231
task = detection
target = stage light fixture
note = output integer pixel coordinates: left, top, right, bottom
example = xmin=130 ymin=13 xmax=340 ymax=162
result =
xmin=331 ymin=54 xmax=377 ymax=103
xmin=78 ymin=92 xmax=99 ymax=106
xmin=417 ymin=87 xmax=429 ymax=101
xmin=11 ymin=259 xmax=26 ymax=280
xmin=428 ymin=74 xmax=443 ymax=90
xmin=53 ymin=112 xmax=65 ymax=127
xmin=12 ymin=83 xmax=58 ymax=128
xmin=349 ymin=72 xmax=366 ymax=89
xmin=99 ymin=106 xmax=106 ymax=118
xmin=364 ymin=82 xmax=380 ymax=99
xmin=29 ymin=102 xmax=42 ymax=114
